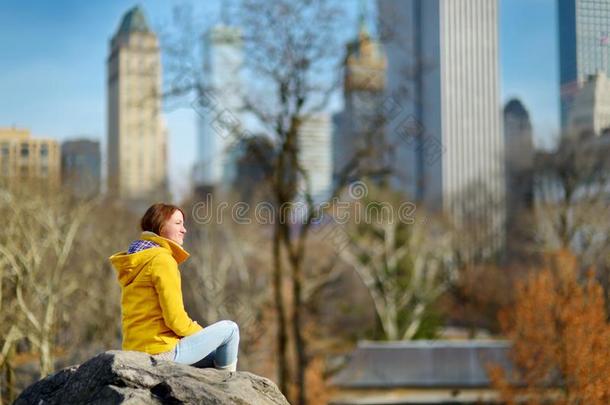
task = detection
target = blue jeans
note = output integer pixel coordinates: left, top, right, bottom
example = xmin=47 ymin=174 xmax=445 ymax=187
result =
xmin=173 ymin=320 xmax=240 ymax=368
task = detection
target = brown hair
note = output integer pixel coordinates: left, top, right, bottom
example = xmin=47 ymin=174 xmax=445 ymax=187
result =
xmin=140 ymin=203 xmax=185 ymax=235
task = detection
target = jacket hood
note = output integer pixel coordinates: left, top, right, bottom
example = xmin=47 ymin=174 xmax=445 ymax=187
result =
xmin=109 ymin=232 xmax=190 ymax=287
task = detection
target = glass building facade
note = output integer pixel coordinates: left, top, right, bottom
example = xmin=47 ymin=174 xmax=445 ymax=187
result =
xmin=559 ymin=0 xmax=610 ymax=130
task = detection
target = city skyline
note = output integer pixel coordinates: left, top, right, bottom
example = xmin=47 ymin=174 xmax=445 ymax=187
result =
xmin=0 ymin=0 xmax=560 ymax=201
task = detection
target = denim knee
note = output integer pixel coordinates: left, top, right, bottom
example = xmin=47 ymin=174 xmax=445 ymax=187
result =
xmin=220 ymin=320 xmax=239 ymax=338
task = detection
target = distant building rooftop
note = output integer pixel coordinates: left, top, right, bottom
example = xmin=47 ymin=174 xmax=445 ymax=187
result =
xmin=117 ymin=6 xmax=151 ymax=35
xmin=504 ymin=98 xmax=530 ymax=119
xmin=330 ymin=340 xmax=512 ymax=389
xmin=0 ymin=127 xmax=30 ymax=141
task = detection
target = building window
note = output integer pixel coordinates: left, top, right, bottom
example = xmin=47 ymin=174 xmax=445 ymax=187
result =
xmin=20 ymin=144 xmax=29 ymax=157
xmin=40 ymin=144 xmax=48 ymax=157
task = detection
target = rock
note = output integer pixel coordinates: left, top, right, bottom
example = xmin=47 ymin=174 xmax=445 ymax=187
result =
xmin=14 ymin=350 xmax=289 ymax=405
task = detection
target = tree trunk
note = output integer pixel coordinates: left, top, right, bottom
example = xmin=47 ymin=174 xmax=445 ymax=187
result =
xmin=3 ymin=347 xmax=16 ymax=405
xmin=290 ymin=253 xmax=307 ymax=405
xmin=39 ymin=340 xmax=51 ymax=379
xmin=273 ymin=223 xmax=289 ymax=395
xmin=39 ymin=297 xmax=56 ymax=379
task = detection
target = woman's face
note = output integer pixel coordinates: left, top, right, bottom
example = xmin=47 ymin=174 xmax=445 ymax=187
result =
xmin=160 ymin=210 xmax=187 ymax=245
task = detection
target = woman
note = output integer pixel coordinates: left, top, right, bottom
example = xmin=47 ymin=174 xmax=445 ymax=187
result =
xmin=109 ymin=203 xmax=239 ymax=371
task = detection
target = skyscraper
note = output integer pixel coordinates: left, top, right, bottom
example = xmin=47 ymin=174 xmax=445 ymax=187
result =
xmin=61 ymin=139 xmax=101 ymax=198
xmin=379 ymin=0 xmax=505 ymax=251
xmin=299 ymin=114 xmax=333 ymax=204
xmin=504 ymin=99 xmax=534 ymax=176
xmin=333 ymin=3 xmax=387 ymax=185
xmin=107 ymin=6 xmax=168 ymax=204
xmin=558 ymin=0 xmax=610 ymax=131
xmin=568 ymin=71 xmax=610 ymax=136
xmin=503 ymin=99 xmax=534 ymax=256
xmin=504 ymin=99 xmax=534 ymax=211
xmin=193 ymin=23 xmax=245 ymax=196
xmin=233 ymin=135 xmax=275 ymax=203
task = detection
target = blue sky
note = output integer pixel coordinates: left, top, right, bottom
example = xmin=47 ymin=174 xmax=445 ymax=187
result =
xmin=500 ymin=0 xmax=559 ymax=149
xmin=0 ymin=0 xmax=559 ymax=200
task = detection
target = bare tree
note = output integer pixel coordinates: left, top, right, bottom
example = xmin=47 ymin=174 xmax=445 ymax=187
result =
xmin=63 ymin=200 xmax=136 ymax=353
xmin=533 ymin=133 xmax=610 ymax=311
xmin=235 ymin=2 xmax=397 ymax=402
xmin=534 ymin=134 xmax=610 ymax=255
xmin=0 ymin=256 xmax=23 ymax=404
xmin=0 ymin=185 xmax=94 ymax=378
xmin=0 ymin=184 xmax=135 ymax=401
xmin=339 ymin=187 xmax=454 ymax=340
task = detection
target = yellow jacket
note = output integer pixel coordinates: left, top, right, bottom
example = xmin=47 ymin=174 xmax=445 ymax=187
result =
xmin=109 ymin=232 xmax=203 ymax=354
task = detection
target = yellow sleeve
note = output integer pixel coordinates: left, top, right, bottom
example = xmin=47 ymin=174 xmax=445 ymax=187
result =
xmin=150 ymin=254 xmax=203 ymax=337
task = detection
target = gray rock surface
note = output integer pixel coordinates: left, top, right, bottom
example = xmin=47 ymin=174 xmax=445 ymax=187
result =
xmin=14 ymin=350 xmax=289 ymax=405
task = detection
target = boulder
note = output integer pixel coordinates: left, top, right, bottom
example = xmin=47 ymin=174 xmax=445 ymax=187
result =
xmin=14 ymin=350 xmax=289 ymax=405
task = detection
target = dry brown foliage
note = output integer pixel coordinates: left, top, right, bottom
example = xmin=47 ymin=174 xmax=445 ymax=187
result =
xmin=443 ymin=263 xmax=514 ymax=334
xmin=489 ymin=250 xmax=610 ymax=405
xmin=304 ymin=356 xmax=331 ymax=405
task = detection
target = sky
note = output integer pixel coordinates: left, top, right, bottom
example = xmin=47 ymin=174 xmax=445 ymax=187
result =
xmin=0 ymin=0 xmax=559 ymax=201
xmin=499 ymin=0 xmax=559 ymax=149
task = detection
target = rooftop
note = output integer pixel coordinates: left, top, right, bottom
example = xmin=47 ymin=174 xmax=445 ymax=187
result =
xmin=504 ymin=98 xmax=530 ymax=118
xmin=117 ymin=6 xmax=151 ymax=36
xmin=330 ymin=340 xmax=513 ymax=389
xmin=0 ymin=127 xmax=30 ymax=141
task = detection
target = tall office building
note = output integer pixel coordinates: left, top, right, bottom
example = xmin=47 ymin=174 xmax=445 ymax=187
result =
xmin=568 ymin=71 xmax=610 ymax=136
xmin=558 ymin=0 xmax=610 ymax=131
xmin=333 ymin=4 xmax=387 ymax=185
xmin=0 ymin=127 xmax=60 ymax=187
xmin=61 ymin=139 xmax=101 ymax=198
xmin=107 ymin=6 xmax=168 ymax=204
xmin=504 ymin=99 xmax=534 ymax=215
xmin=378 ymin=0 xmax=505 ymax=251
xmin=193 ymin=23 xmax=245 ymax=196
xmin=504 ymin=99 xmax=534 ymax=256
xmin=299 ymin=114 xmax=333 ymax=204
xmin=233 ymin=135 xmax=275 ymax=203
